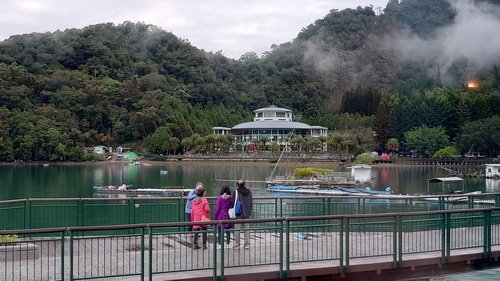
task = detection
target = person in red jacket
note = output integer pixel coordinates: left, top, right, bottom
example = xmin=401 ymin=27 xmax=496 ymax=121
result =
xmin=191 ymin=187 xmax=210 ymax=249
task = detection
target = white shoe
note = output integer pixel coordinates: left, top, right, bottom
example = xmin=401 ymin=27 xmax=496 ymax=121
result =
xmin=216 ymin=244 xmax=222 ymax=250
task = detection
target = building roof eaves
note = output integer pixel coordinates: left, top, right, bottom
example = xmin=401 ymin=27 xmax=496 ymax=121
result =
xmin=231 ymin=121 xmax=312 ymax=130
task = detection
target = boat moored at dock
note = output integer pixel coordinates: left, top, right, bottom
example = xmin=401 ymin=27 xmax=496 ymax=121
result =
xmin=93 ymin=186 xmax=190 ymax=197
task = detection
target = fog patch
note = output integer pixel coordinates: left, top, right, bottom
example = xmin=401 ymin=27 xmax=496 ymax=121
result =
xmin=390 ymin=0 xmax=500 ymax=84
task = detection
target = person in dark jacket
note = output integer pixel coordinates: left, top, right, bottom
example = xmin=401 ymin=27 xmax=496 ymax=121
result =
xmin=233 ymin=179 xmax=252 ymax=249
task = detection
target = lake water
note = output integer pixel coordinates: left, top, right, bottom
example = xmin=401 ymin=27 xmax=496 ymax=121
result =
xmin=435 ymin=267 xmax=500 ymax=280
xmin=0 ymin=162 xmax=496 ymax=200
xmin=1 ymin=162 xmax=499 ymax=280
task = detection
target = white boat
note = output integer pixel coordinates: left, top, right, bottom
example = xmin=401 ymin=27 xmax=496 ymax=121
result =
xmin=422 ymin=191 xmax=482 ymax=202
xmin=267 ymin=187 xmax=352 ymax=196
xmin=93 ymin=186 xmax=190 ymax=196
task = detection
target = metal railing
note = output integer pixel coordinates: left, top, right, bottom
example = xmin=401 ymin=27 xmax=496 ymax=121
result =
xmin=1 ymin=207 xmax=500 ymax=280
xmin=2 ymin=193 xmax=500 ymax=231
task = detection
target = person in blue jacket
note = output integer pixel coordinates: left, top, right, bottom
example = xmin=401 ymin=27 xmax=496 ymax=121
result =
xmin=185 ymin=182 xmax=203 ymax=234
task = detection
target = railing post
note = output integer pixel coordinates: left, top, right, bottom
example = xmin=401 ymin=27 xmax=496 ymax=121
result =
xmin=393 ymin=216 xmax=398 ymax=268
xmin=345 ymin=218 xmax=350 ymax=270
xmin=445 ymin=213 xmax=451 ymax=262
xmin=140 ymin=227 xmax=145 ymax=281
xmin=274 ymin=198 xmax=278 ymax=218
xmin=178 ymin=198 xmax=184 ymax=227
xmin=285 ymin=220 xmax=290 ymax=277
xmin=439 ymin=197 xmax=445 ymax=210
xmin=148 ymin=226 xmax=153 ymax=281
xmin=129 ymin=198 xmax=136 ymax=224
xmin=484 ymin=210 xmax=492 ymax=259
xmin=278 ymin=220 xmax=284 ymax=279
xmin=397 ymin=215 xmax=403 ymax=267
xmin=468 ymin=196 xmax=474 ymax=209
xmin=280 ymin=198 xmax=283 ymax=218
xmin=77 ymin=199 xmax=84 ymax=227
xmin=24 ymin=199 xmax=31 ymax=229
xmin=327 ymin=198 xmax=331 ymax=216
xmin=212 ymin=225 xmax=217 ymax=280
xmin=339 ymin=217 xmax=344 ymax=273
xmin=441 ymin=213 xmax=446 ymax=262
xmin=220 ymin=222 xmax=226 ymax=280
xmin=495 ymin=195 xmax=500 ymax=207
xmin=69 ymin=231 xmax=74 ymax=281
xmin=61 ymin=231 xmax=65 ymax=281
xmin=322 ymin=198 xmax=326 ymax=216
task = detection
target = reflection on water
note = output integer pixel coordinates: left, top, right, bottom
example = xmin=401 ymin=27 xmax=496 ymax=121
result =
xmin=486 ymin=178 xmax=500 ymax=192
xmin=0 ymin=162 xmax=491 ymax=200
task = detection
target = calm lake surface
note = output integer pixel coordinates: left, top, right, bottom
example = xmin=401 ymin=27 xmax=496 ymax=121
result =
xmin=0 ymin=162 xmax=497 ymax=200
xmin=1 ymin=162 xmax=499 ymax=280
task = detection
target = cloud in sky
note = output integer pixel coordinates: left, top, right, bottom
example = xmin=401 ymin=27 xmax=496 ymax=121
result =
xmin=0 ymin=0 xmax=388 ymax=59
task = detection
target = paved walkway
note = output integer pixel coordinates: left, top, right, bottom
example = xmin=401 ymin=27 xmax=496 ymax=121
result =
xmin=2 ymin=224 xmax=500 ymax=280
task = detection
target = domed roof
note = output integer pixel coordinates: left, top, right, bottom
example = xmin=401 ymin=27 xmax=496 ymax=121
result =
xmin=253 ymin=105 xmax=290 ymax=113
xmin=231 ymin=121 xmax=312 ymax=130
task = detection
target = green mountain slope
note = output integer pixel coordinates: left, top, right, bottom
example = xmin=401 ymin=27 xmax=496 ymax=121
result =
xmin=0 ymin=0 xmax=498 ymax=161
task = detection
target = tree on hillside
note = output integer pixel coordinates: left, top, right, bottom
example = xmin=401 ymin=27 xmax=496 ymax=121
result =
xmin=147 ymin=126 xmax=172 ymax=155
xmin=374 ymin=95 xmax=397 ymax=149
xmin=404 ymin=126 xmax=449 ymax=157
xmin=457 ymin=116 xmax=500 ymax=157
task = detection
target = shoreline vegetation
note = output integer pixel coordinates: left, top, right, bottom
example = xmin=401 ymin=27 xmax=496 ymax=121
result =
xmin=0 ymin=153 xmax=494 ymax=167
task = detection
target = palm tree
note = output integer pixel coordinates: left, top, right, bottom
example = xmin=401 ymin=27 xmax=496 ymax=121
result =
xmin=181 ymin=136 xmax=193 ymax=153
xmin=387 ymin=138 xmax=399 ymax=154
xmin=204 ymin=134 xmax=216 ymax=154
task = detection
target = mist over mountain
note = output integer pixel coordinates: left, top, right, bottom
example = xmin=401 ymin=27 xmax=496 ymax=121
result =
xmin=0 ymin=0 xmax=498 ymax=161
xmin=388 ymin=0 xmax=500 ymax=85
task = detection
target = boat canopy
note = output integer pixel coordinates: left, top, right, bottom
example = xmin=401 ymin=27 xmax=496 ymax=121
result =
xmin=428 ymin=177 xmax=464 ymax=183
xmin=427 ymin=177 xmax=464 ymax=193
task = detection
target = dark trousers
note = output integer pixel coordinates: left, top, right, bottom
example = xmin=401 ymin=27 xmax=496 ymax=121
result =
xmin=217 ymin=226 xmax=231 ymax=245
xmin=185 ymin=212 xmax=192 ymax=232
xmin=193 ymin=227 xmax=207 ymax=246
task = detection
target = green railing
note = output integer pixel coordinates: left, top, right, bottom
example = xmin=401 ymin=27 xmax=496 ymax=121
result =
xmin=2 ymin=193 xmax=500 ymax=231
xmin=1 ymin=207 xmax=500 ymax=280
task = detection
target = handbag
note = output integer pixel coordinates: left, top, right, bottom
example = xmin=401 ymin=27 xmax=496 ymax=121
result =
xmin=228 ymin=208 xmax=236 ymax=219
xmin=234 ymin=200 xmax=243 ymax=216
xmin=228 ymin=190 xmax=240 ymax=219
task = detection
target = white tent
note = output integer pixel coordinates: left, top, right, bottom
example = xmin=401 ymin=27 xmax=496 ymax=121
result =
xmin=427 ymin=177 xmax=464 ymax=193
xmin=347 ymin=165 xmax=372 ymax=182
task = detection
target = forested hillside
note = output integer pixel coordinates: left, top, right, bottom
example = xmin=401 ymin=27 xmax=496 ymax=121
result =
xmin=0 ymin=0 xmax=499 ymax=161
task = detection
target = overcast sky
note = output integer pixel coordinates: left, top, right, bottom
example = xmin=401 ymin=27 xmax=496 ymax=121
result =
xmin=1 ymin=0 xmax=388 ymax=59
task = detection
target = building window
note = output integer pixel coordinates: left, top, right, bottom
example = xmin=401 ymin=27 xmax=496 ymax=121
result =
xmin=264 ymin=112 xmax=274 ymax=117
xmin=257 ymin=112 xmax=263 ymax=117
xmin=276 ymin=112 xmax=286 ymax=117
